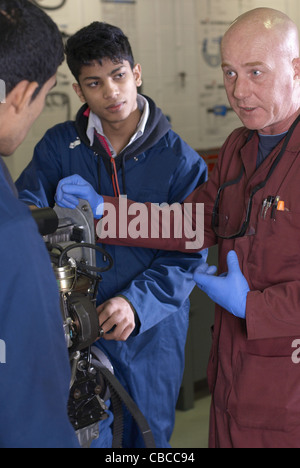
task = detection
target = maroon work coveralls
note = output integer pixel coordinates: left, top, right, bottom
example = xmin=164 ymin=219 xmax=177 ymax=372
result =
xmin=100 ymin=125 xmax=300 ymax=448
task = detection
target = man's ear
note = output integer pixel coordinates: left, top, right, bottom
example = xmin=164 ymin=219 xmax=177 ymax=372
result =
xmin=292 ymin=57 xmax=300 ymax=80
xmin=72 ymin=83 xmax=86 ymax=103
xmin=9 ymin=81 xmax=39 ymax=114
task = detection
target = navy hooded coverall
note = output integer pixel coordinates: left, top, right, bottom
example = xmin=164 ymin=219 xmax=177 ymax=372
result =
xmin=16 ymin=95 xmax=208 ymax=447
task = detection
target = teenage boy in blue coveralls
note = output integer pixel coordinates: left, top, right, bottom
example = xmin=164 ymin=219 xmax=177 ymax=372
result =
xmin=0 ymin=0 xmax=79 ymax=448
xmin=16 ymin=22 xmax=208 ymax=448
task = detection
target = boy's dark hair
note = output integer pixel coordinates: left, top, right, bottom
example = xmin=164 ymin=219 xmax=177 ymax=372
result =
xmin=0 ymin=0 xmax=64 ymax=98
xmin=65 ymin=22 xmax=135 ymax=82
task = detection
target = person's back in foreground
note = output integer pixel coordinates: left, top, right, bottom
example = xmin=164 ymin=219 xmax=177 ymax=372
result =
xmin=0 ymin=0 xmax=79 ymax=448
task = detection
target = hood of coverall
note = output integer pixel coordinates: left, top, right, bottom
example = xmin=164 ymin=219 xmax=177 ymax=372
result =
xmin=74 ymin=95 xmax=172 ymax=178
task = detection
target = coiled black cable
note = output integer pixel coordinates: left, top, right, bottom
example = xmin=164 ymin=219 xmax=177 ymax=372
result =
xmin=58 ymin=242 xmax=113 ymax=273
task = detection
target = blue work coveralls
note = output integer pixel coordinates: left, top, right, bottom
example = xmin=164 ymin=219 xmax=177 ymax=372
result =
xmin=0 ymin=157 xmax=79 ymax=448
xmin=16 ymin=96 xmax=208 ymax=447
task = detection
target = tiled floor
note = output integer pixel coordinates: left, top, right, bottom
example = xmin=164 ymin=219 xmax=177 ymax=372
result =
xmin=170 ymin=395 xmax=211 ymax=448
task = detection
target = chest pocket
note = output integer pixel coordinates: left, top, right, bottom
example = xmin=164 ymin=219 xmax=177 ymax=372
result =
xmin=247 ymin=199 xmax=300 ymax=289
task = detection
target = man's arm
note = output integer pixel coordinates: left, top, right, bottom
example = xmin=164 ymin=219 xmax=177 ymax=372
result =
xmin=95 ymin=185 xmax=217 ymax=253
xmin=194 ymin=248 xmax=300 ymax=340
xmin=54 ymin=179 xmax=217 ymax=253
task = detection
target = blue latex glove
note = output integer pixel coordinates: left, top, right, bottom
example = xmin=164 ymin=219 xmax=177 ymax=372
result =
xmin=55 ymin=175 xmax=104 ymax=219
xmin=194 ymin=262 xmax=218 ymax=277
xmin=194 ymin=250 xmax=250 ymax=319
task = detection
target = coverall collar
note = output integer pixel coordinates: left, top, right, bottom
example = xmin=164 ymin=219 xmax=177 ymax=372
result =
xmin=0 ymin=156 xmax=18 ymax=197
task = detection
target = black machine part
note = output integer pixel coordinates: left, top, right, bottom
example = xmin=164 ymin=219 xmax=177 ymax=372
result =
xmin=30 ymin=207 xmax=59 ymax=236
xmin=67 ymin=293 xmax=101 ymax=353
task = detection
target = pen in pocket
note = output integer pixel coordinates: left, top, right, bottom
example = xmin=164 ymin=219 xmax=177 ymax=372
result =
xmin=271 ymin=196 xmax=288 ymax=219
xmin=261 ymin=196 xmax=275 ymax=219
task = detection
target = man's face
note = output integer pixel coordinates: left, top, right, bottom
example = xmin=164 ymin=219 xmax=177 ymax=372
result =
xmin=74 ymin=58 xmax=142 ymax=128
xmin=24 ymin=75 xmax=57 ymax=132
xmin=221 ymin=30 xmax=299 ymax=135
xmin=0 ymin=74 xmax=57 ymax=156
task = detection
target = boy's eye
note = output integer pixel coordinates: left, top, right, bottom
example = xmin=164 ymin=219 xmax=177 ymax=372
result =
xmin=115 ymin=73 xmax=126 ymax=80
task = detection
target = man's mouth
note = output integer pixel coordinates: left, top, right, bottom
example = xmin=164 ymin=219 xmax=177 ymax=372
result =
xmin=239 ymin=106 xmax=256 ymax=113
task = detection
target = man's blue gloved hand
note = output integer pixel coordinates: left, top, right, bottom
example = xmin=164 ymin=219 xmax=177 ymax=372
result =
xmin=194 ymin=250 xmax=250 ymax=319
xmin=55 ymin=175 xmax=104 ymax=219
xmin=194 ymin=262 xmax=218 ymax=277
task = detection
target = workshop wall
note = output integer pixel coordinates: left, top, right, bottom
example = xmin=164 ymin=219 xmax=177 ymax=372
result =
xmin=6 ymin=0 xmax=300 ymax=180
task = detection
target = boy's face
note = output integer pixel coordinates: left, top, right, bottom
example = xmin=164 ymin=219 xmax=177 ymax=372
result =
xmin=73 ymin=58 xmax=142 ymax=128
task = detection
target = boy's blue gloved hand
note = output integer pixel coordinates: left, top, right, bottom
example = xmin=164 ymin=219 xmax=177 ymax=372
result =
xmin=55 ymin=174 xmax=104 ymax=219
xmin=194 ymin=250 xmax=250 ymax=319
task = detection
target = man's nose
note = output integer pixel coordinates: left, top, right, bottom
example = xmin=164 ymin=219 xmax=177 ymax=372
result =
xmin=233 ymin=76 xmax=251 ymax=100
